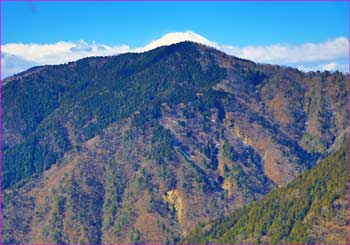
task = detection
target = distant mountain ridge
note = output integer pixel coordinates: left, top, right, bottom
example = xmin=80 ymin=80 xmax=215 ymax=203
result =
xmin=2 ymin=42 xmax=348 ymax=243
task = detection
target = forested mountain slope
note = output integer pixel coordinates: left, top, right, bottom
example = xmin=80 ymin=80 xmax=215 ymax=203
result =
xmin=183 ymin=141 xmax=348 ymax=244
xmin=2 ymin=42 xmax=347 ymax=243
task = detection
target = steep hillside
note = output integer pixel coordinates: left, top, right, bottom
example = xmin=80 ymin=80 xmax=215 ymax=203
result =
xmin=2 ymin=42 xmax=348 ymax=243
xmin=183 ymin=141 xmax=348 ymax=244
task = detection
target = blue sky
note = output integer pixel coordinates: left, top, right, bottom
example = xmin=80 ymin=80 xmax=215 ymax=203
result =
xmin=2 ymin=1 xmax=349 ymax=78
xmin=3 ymin=1 xmax=348 ymax=45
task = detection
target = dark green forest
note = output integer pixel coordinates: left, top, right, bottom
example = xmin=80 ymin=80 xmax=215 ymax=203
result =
xmin=183 ymin=141 xmax=348 ymax=244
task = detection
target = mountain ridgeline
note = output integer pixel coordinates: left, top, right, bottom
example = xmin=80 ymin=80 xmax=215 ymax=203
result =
xmin=2 ymin=42 xmax=348 ymax=243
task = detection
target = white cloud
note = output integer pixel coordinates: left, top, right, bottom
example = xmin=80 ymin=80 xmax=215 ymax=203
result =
xmin=1 ymin=53 xmax=38 ymax=78
xmin=2 ymin=31 xmax=349 ymax=78
xmin=322 ymin=62 xmax=337 ymax=71
xmin=2 ymin=41 xmax=130 ymax=66
xmin=296 ymin=61 xmax=348 ymax=72
xmin=221 ymin=37 xmax=348 ymax=64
